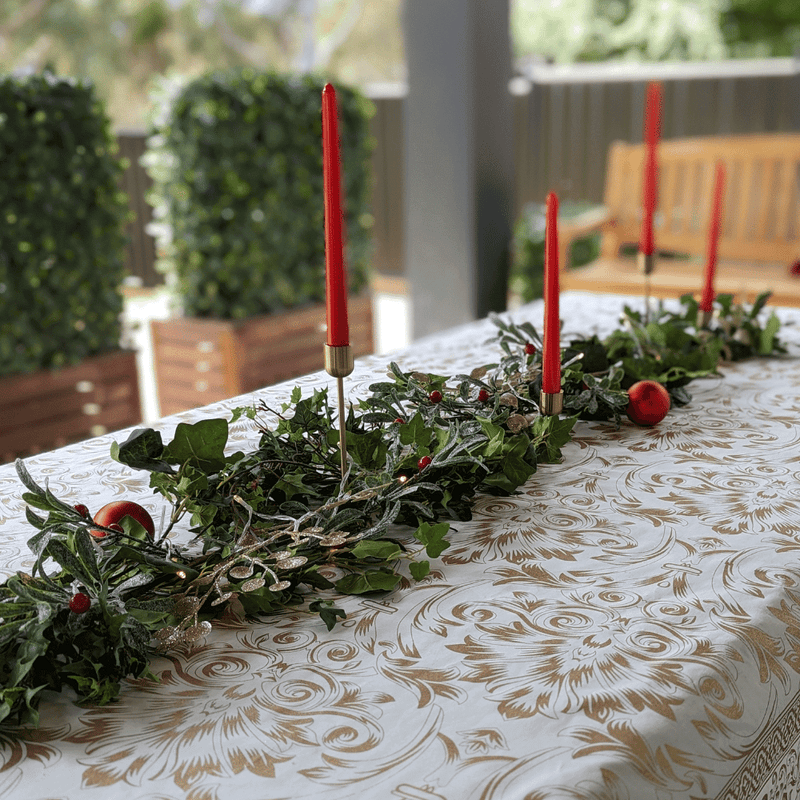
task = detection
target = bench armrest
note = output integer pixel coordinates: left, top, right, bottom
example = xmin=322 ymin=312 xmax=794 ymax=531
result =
xmin=558 ymin=206 xmax=614 ymax=271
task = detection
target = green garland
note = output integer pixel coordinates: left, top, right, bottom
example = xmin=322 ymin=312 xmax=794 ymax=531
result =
xmin=0 ymin=293 xmax=785 ymax=727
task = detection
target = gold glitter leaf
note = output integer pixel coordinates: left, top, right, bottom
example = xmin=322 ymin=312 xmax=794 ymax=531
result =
xmin=276 ymin=556 xmax=308 ymax=570
xmin=210 ymin=591 xmax=233 ymax=606
xmin=182 ymin=621 xmax=212 ymax=642
xmin=241 ymin=576 xmax=266 ymax=592
xmin=154 ymin=626 xmax=177 ymax=641
xmin=173 ymin=596 xmax=202 ymax=617
xmin=269 ymin=580 xmax=291 ymax=592
xmin=506 ymin=414 xmax=529 ymax=433
xmin=228 ymin=564 xmax=254 ymax=580
xmin=322 ymin=534 xmax=348 ymax=547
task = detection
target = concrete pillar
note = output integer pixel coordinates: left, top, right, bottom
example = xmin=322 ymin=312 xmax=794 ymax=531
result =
xmin=403 ymin=0 xmax=514 ymax=339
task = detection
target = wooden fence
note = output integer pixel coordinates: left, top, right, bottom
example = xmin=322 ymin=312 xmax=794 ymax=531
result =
xmin=116 ymin=58 xmax=800 ymax=287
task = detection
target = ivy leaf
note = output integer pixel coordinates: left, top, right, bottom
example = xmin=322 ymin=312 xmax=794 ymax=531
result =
xmin=162 ymin=419 xmax=229 ymax=472
xmin=413 ymin=522 xmax=450 ymax=559
xmin=335 ymin=568 xmax=402 ymax=595
xmin=275 ymin=470 xmax=319 ymax=501
xmin=309 ymin=599 xmax=347 ymax=631
xmin=328 ymin=429 xmax=387 ymax=470
xmin=409 ymin=561 xmax=430 ymax=580
xmin=350 ymin=539 xmax=402 ymax=561
xmin=399 ymin=413 xmax=433 ymax=448
xmin=530 ymin=415 xmax=577 ymax=463
xmin=111 ymin=428 xmax=173 ymax=474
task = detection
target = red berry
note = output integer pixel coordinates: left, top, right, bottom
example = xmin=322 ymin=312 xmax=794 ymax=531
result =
xmin=91 ymin=500 xmax=155 ymax=539
xmin=429 ymin=390 xmax=443 ymax=404
xmin=478 ymin=388 xmax=490 ymax=402
xmin=394 ymin=417 xmax=405 ymax=424
xmin=627 ymin=380 xmax=671 ymax=426
xmin=417 ymin=455 xmax=432 ymax=471
xmin=69 ymin=592 xmax=91 ymax=614
xmin=73 ymin=503 xmax=90 ymax=518
xmin=524 ymin=343 xmax=536 ymax=355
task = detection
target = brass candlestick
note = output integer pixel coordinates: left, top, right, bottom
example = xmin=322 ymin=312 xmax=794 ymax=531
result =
xmin=637 ymin=251 xmax=655 ymax=276
xmin=638 ymin=251 xmax=655 ymax=322
xmin=540 ymin=390 xmax=564 ymax=416
xmin=696 ymin=308 xmax=713 ymax=329
xmin=324 ymin=344 xmax=354 ymax=475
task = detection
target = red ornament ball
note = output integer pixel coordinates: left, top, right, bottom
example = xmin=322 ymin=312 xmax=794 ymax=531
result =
xmin=478 ymin=388 xmax=490 ymax=402
xmin=429 ymin=390 xmax=443 ymax=404
xmin=524 ymin=343 xmax=536 ymax=356
xmin=91 ymin=500 xmax=155 ymax=539
xmin=73 ymin=503 xmax=90 ymax=518
xmin=69 ymin=592 xmax=91 ymax=614
xmin=627 ymin=381 xmax=671 ymax=426
xmin=394 ymin=417 xmax=405 ymax=424
xmin=417 ymin=455 xmax=432 ymax=471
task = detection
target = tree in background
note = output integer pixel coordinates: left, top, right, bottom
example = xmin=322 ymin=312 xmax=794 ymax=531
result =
xmin=511 ymin=0 xmax=800 ymax=64
xmin=722 ymin=0 xmax=800 ymax=57
xmin=0 ymin=0 xmax=403 ymax=129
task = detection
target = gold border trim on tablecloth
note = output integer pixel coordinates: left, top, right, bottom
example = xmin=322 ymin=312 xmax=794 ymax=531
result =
xmin=717 ymin=687 xmax=800 ymax=799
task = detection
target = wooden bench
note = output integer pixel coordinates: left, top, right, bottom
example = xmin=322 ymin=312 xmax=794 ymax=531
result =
xmin=559 ymin=133 xmax=800 ymax=306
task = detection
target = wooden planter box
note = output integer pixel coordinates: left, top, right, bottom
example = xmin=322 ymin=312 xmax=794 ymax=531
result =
xmin=0 ymin=350 xmax=142 ymax=464
xmin=151 ymin=295 xmax=374 ymax=416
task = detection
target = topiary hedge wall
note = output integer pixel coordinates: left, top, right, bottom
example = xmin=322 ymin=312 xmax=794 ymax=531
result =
xmin=0 ymin=73 xmax=130 ymax=378
xmin=144 ymin=70 xmax=373 ymax=320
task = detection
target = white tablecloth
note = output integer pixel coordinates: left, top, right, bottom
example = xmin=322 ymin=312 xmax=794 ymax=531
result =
xmin=2 ymin=292 xmax=800 ymax=800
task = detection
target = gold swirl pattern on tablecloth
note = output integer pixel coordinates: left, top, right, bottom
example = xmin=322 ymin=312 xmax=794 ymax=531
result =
xmin=5 ymin=293 xmax=800 ymax=799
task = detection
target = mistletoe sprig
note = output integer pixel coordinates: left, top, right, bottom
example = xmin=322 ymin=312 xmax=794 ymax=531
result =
xmin=0 ymin=292 xmax=785 ymax=728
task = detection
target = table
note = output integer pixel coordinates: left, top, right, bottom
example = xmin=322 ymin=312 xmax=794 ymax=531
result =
xmin=2 ymin=291 xmax=800 ymax=800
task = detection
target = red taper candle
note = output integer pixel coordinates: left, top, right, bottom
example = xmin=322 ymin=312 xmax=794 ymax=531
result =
xmin=699 ymin=160 xmax=726 ymax=313
xmin=542 ymin=192 xmax=561 ymax=395
xmin=322 ymin=83 xmax=349 ymax=347
xmin=639 ymin=82 xmax=662 ymax=257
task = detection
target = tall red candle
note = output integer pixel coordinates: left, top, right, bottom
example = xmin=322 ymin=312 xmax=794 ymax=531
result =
xmin=322 ymin=83 xmax=349 ymax=347
xmin=639 ymin=82 xmax=662 ymax=257
xmin=542 ymin=192 xmax=561 ymax=395
xmin=699 ymin=160 xmax=726 ymax=313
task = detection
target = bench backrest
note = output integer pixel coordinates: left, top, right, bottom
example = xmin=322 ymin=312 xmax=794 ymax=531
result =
xmin=602 ymin=134 xmax=800 ymax=266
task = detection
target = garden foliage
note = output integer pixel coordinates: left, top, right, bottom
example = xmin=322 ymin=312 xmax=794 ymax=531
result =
xmin=0 ymin=72 xmax=129 ymax=377
xmin=144 ymin=70 xmax=373 ymax=320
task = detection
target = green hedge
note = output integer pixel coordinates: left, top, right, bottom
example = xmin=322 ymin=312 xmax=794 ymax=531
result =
xmin=0 ymin=73 xmax=129 ymax=378
xmin=145 ymin=70 xmax=374 ymax=320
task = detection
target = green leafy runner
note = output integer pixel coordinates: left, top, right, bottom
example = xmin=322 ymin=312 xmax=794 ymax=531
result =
xmin=0 ymin=293 xmax=785 ymax=727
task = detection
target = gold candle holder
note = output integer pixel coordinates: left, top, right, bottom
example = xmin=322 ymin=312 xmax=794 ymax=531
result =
xmin=696 ymin=308 xmax=713 ymax=329
xmin=324 ymin=344 xmax=354 ymax=475
xmin=540 ymin=390 xmax=564 ymax=416
xmin=637 ymin=251 xmax=655 ymax=275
